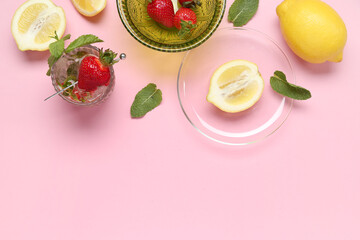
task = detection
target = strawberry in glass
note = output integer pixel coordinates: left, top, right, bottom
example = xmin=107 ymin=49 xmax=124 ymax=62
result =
xmin=47 ymin=33 xmax=125 ymax=105
xmin=51 ymin=45 xmax=117 ymax=105
xmin=78 ymin=48 xmax=119 ymax=92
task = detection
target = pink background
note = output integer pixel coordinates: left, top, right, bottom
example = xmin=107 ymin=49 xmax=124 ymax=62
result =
xmin=1 ymin=0 xmax=359 ymax=239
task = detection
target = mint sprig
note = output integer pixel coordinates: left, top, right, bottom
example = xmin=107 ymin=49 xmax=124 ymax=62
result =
xmin=65 ymin=34 xmax=103 ymax=53
xmin=46 ymin=32 xmax=103 ymax=76
xmin=228 ymin=0 xmax=259 ymax=27
xmin=131 ymin=83 xmax=162 ymax=118
xmin=49 ymin=32 xmax=70 ymax=59
xmin=270 ymin=71 xmax=311 ymax=100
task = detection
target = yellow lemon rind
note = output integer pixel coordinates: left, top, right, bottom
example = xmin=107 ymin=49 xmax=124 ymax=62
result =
xmin=71 ymin=0 xmax=107 ymax=17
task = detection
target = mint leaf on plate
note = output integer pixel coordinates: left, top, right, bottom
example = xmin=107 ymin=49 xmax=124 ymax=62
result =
xmin=270 ymin=70 xmax=311 ymax=100
xmin=228 ymin=0 xmax=259 ymax=27
xmin=131 ymin=83 xmax=162 ymax=118
xmin=65 ymin=34 xmax=103 ymax=53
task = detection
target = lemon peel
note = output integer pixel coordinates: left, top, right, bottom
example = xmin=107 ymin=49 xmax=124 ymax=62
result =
xmin=71 ymin=0 xmax=107 ymax=17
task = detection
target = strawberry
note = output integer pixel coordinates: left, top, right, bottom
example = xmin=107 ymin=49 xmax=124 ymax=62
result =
xmin=78 ymin=48 xmax=119 ymax=92
xmin=147 ymin=0 xmax=175 ymax=28
xmin=179 ymin=0 xmax=201 ymax=8
xmin=173 ymin=7 xmax=197 ymax=38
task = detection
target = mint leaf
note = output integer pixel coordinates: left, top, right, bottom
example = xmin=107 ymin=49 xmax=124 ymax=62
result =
xmin=270 ymin=71 xmax=311 ymax=100
xmin=65 ymin=34 xmax=103 ymax=53
xmin=49 ymin=39 xmax=64 ymax=58
xmin=46 ymin=55 xmax=58 ymax=76
xmin=46 ymin=33 xmax=103 ymax=76
xmin=49 ymin=33 xmax=70 ymax=58
xmin=274 ymin=70 xmax=287 ymax=81
xmin=46 ymin=33 xmax=71 ymax=76
xmin=131 ymin=83 xmax=162 ymax=118
xmin=228 ymin=0 xmax=259 ymax=27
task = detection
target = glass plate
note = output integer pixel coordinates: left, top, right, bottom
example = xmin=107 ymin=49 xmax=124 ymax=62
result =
xmin=177 ymin=27 xmax=294 ymax=145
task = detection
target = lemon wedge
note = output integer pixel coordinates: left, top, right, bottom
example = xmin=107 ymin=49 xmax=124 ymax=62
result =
xmin=11 ymin=0 xmax=66 ymax=51
xmin=206 ymin=60 xmax=264 ymax=113
xmin=71 ymin=0 xmax=107 ymax=17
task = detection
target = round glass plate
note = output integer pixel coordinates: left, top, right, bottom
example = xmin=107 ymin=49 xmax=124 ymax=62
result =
xmin=177 ymin=27 xmax=294 ymax=145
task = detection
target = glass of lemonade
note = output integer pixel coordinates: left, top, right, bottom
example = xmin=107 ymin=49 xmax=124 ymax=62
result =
xmin=50 ymin=45 xmax=116 ymax=106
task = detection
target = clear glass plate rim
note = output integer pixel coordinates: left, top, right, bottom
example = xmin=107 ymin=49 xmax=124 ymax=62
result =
xmin=177 ymin=26 xmax=295 ymax=146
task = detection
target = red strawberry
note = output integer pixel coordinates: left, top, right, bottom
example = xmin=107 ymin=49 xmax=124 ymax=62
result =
xmin=173 ymin=7 xmax=197 ymax=38
xmin=78 ymin=48 xmax=119 ymax=92
xmin=179 ymin=0 xmax=201 ymax=8
xmin=147 ymin=0 xmax=175 ymax=28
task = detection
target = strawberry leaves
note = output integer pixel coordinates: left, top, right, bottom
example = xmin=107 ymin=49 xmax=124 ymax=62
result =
xmin=178 ymin=20 xmax=196 ymax=38
xmin=174 ymin=7 xmax=197 ymax=39
xmin=99 ymin=48 xmax=120 ymax=66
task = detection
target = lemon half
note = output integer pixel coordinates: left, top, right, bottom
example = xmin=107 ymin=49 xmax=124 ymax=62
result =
xmin=206 ymin=60 xmax=264 ymax=113
xmin=11 ymin=0 xmax=66 ymax=51
xmin=71 ymin=0 xmax=107 ymax=17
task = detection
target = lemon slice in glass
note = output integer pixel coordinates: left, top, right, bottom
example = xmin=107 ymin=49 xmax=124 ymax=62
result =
xmin=206 ymin=60 xmax=264 ymax=113
xmin=11 ymin=0 xmax=66 ymax=51
xmin=71 ymin=0 xmax=106 ymax=17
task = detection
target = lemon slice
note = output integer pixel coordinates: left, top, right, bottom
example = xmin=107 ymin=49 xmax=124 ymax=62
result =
xmin=11 ymin=0 xmax=66 ymax=51
xmin=206 ymin=60 xmax=264 ymax=113
xmin=71 ymin=0 xmax=107 ymax=17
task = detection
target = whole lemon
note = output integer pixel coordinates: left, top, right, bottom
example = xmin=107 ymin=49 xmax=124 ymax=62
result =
xmin=276 ymin=0 xmax=347 ymax=63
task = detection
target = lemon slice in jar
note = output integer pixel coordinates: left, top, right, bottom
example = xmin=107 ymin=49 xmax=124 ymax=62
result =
xmin=11 ymin=0 xmax=66 ymax=51
xmin=71 ymin=0 xmax=106 ymax=17
xmin=206 ymin=60 xmax=264 ymax=113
